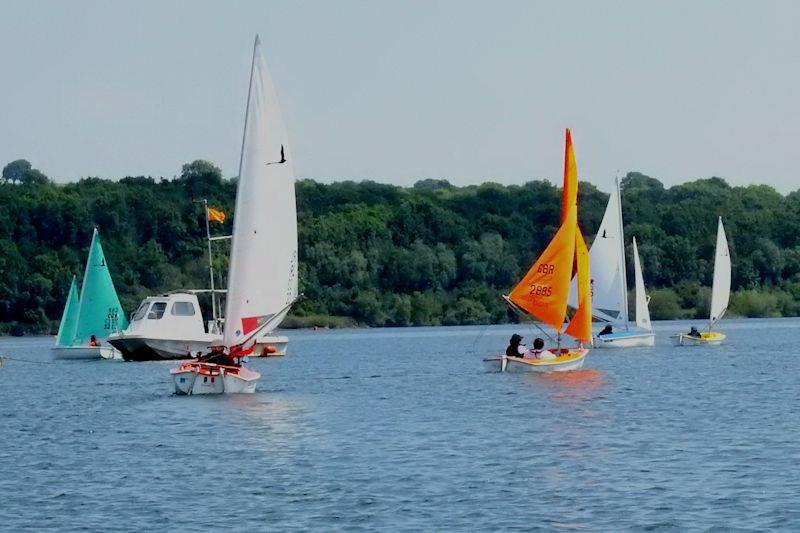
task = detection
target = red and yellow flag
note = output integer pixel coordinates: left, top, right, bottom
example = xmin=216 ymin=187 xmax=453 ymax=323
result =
xmin=207 ymin=207 xmax=226 ymax=223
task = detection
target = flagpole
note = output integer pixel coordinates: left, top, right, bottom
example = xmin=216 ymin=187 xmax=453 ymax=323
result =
xmin=203 ymin=199 xmax=217 ymax=322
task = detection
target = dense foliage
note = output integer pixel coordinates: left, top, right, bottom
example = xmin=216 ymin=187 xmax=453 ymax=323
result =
xmin=2 ymin=158 xmax=800 ymax=334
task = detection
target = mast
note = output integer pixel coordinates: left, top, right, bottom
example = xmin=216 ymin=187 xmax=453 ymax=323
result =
xmin=615 ymin=177 xmax=630 ymax=330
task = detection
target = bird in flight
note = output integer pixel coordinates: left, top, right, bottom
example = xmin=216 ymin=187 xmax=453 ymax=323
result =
xmin=266 ymin=145 xmax=286 ymax=166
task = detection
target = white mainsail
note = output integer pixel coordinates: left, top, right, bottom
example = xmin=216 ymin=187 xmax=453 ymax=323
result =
xmin=632 ymin=237 xmax=652 ymax=331
xmin=571 ymin=178 xmax=628 ymax=326
xmin=709 ymin=216 xmax=730 ymax=328
xmin=223 ymin=35 xmax=298 ymax=350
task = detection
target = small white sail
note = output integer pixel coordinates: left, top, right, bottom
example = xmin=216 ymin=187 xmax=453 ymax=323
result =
xmin=709 ymin=217 xmax=731 ymax=327
xmin=632 ymin=237 xmax=652 ymax=331
xmin=223 ymin=36 xmax=298 ymax=350
xmin=570 ymin=178 xmax=628 ymax=326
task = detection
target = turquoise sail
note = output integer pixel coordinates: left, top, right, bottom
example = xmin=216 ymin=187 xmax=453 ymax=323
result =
xmin=72 ymin=229 xmax=128 ymax=344
xmin=55 ymin=276 xmax=80 ymax=346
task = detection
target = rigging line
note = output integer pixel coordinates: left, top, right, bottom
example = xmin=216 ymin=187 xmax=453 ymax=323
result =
xmin=501 ymin=295 xmax=556 ymax=343
xmin=469 ymin=322 xmax=493 ymax=357
xmin=0 ymin=356 xmax=54 ymax=365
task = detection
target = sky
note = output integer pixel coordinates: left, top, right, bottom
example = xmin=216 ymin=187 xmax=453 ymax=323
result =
xmin=1 ymin=0 xmax=799 ymax=193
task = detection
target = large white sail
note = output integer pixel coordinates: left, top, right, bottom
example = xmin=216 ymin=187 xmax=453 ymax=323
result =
xmin=709 ymin=216 xmax=730 ymax=327
xmin=223 ymin=36 xmax=298 ymax=350
xmin=632 ymin=237 xmax=652 ymax=331
xmin=571 ymin=178 xmax=628 ymax=326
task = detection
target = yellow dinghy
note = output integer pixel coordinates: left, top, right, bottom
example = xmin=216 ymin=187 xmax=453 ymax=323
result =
xmin=673 ymin=331 xmax=726 ymax=346
xmin=485 ymin=348 xmax=589 ymax=373
xmin=673 ymin=217 xmax=731 ymax=347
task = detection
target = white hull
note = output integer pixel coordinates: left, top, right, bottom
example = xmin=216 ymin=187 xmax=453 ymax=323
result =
xmin=109 ymin=331 xmax=219 ymax=361
xmin=593 ymin=332 xmax=655 ymax=348
xmin=110 ymin=331 xmax=289 ymax=361
xmin=484 ymin=349 xmax=589 ymax=373
xmin=142 ymin=336 xmax=217 ymax=359
xmin=52 ymin=345 xmax=120 ymax=360
xmin=171 ymin=362 xmax=260 ymax=395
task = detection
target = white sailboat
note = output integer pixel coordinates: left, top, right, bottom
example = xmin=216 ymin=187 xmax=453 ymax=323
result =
xmin=575 ymin=178 xmax=655 ymax=347
xmin=674 ymin=216 xmax=730 ymax=346
xmin=52 ymin=229 xmax=128 ymax=360
xmin=171 ymin=35 xmax=299 ymax=394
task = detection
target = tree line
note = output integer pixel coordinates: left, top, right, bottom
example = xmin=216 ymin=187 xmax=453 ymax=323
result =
xmin=2 ymin=158 xmax=799 ymax=334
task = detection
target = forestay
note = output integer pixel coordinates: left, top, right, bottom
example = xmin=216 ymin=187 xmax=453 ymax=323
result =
xmin=223 ymin=36 xmax=298 ymax=350
xmin=709 ymin=217 xmax=731 ymax=327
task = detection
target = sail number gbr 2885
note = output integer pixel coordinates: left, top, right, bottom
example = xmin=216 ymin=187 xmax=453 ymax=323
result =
xmin=527 ymin=263 xmax=555 ymax=297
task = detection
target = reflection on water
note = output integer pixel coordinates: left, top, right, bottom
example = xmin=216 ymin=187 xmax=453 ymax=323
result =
xmin=529 ymin=368 xmax=608 ymax=403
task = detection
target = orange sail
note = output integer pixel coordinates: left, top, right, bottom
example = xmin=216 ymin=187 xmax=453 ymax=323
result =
xmin=561 ymin=128 xmax=578 ymax=223
xmin=508 ymin=204 xmax=577 ymax=331
xmin=565 ymin=228 xmax=592 ymax=342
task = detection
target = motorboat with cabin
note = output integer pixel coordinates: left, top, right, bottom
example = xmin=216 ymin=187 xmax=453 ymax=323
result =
xmin=107 ymin=292 xmax=288 ymax=361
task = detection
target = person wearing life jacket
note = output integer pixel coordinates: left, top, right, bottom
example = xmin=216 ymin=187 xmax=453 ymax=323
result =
xmin=506 ymin=334 xmax=527 ymax=358
xmin=526 ymin=337 xmax=557 ymax=360
xmin=201 ymin=346 xmax=238 ymax=367
xmin=88 ymin=335 xmax=99 ymax=347
xmin=688 ymin=326 xmax=702 ymax=338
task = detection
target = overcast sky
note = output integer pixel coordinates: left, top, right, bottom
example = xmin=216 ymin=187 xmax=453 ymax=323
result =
xmin=1 ymin=0 xmax=798 ymax=193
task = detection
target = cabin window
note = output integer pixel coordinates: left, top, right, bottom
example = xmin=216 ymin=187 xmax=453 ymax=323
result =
xmin=132 ymin=302 xmax=149 ymax=321
xmin=147 ymin=302 xmax=167 ymax=320
xmin=171 ymin=302 xmax=196 ymax=316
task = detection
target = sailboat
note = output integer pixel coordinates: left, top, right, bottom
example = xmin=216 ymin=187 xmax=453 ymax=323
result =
xmin=580 ymin=178 xmax=655 ymax=347
xmin=170 ymin=35 xmax=299 ymax=394
xmin=485 ymin=129 xmax=592 ymax=372
xmin=673 ymin=216 xmax=730 ymax=346
xmin=52 ymin=228 xmax=128 ymax=359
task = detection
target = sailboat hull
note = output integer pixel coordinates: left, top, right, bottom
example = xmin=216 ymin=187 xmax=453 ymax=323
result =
xmin=170 ymin=361 xmax=260 ymax=395
xmin=673 ymin=332 xmax=726 ymax=346
xmin=485 ymin=348 xmax=588 ymax=373
xmin=52 ymin=345 xmax=120 ymax=360
xmin=593 ymin=331 xmax=655 ymax=348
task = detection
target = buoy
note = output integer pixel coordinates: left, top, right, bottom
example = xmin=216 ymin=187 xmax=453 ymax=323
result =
xmin=261 ymin=345 xmax=277 ymax=356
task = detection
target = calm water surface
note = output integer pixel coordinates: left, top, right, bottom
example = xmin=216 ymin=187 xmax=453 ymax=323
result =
xmin=2 ymin=318 xmax=800 ymax=531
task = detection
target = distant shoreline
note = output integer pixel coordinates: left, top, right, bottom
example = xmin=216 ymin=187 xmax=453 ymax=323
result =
xmin=3 ymin=309 xmax=798 ymax=337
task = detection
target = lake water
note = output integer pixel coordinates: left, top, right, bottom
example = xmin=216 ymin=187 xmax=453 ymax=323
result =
xmin=1 ymin=318 xmax=799 ymax=531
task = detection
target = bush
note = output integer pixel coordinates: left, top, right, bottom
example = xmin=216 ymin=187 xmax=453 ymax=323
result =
xmin=729 ymin=290 xmax=780 ymax=318
xmin=649 ymin=288 xmax=690 ymax=320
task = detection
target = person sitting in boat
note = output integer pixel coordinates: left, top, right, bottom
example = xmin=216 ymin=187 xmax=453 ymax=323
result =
xmin=688 ymin=326 xmax=702 ymax=338
xmin=200 ymin=346 xmax=238 ymax=367
xmin=506 ymin=334 xmax=526 ymax=358
xmin=524 ymin=337 xmax=557 ymax=360
xmin=598 ymin=324 xmax=613 ymax=336
xmin=88 ymin=335 xmax=99 ymax=347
